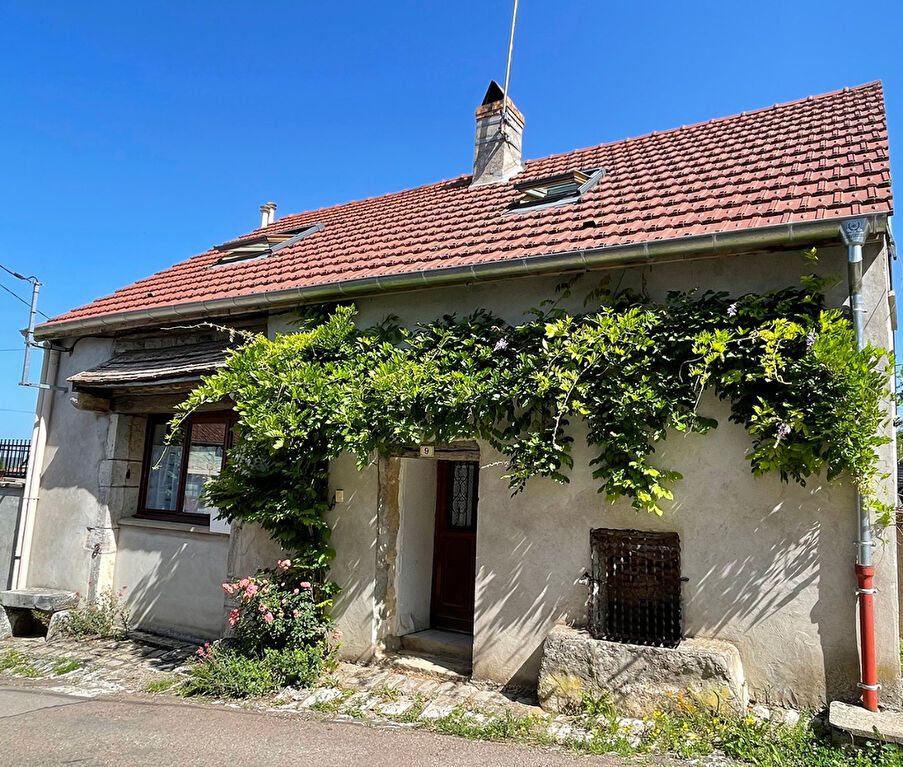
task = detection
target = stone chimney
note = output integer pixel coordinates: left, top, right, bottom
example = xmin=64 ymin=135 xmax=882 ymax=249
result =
xmin=472 ymin=80 xmax=524 ymax=187
xmin=259 ymin=202 xmax=277 ymax=228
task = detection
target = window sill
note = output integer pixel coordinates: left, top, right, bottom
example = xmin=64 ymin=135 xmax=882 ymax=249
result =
xmin=118 ymin=516 xmax=229 ymax=538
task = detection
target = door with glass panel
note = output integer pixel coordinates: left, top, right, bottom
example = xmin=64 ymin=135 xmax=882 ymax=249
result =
xmin=430 ymin=460 xmax=479 ymax=634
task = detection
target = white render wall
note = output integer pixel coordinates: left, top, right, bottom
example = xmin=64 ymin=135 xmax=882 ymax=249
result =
xmin=272 ymin=240 xmax=899 ymax=706
xmin=24 ymin=238 xmax=898 ymax=706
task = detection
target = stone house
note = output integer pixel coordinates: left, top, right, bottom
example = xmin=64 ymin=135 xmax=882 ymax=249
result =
xmin=12 ymin=81 xmax=898 ymax=710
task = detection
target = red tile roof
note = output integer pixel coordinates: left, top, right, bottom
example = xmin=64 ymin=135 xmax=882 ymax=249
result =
xmin=43 ymin=81 xmax=892 ymax=330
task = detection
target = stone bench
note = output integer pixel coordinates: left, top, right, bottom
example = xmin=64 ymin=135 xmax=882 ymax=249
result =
xmin=0 ymin=588 xmax=78 ymax=642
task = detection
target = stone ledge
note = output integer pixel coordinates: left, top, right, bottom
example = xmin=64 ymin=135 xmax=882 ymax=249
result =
xmin=538 ymin=625 xmax=748 ymax=717
xmin=829 ymin=701 xmax=903 ymax=745
xmin=0 ymin=588 xmax=78 ymax=612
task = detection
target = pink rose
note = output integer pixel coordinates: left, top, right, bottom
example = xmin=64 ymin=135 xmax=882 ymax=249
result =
xmin=222 ymin=582 xmax=235 ymax=595
xmin=244 ymin=583 xmax=258 ymax=599
xmin=292 ymin=589 xmax=299 ymax=595
xmin=264 ymin=612 xmax=274 ymax=623
xmin=292 ymin=609 xmax=301 ymax=618
xmin=276 ymin=559 xmax=292 ymax=571
xmin=228 ymin=609 xmax=240 ymax=627
xmin=300 ymin=581 xmax=312 ymax=590
xmin=258 ymin=603 xmax=266 ymax=612
xmin=330 ymin=629 xmax=343 ymax=641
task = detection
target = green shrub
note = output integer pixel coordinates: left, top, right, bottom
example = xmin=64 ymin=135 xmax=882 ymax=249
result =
xmin=223 ymin=559 xmax=336 ymax=656
xmin=63 ymin=588 xmax=130 ymax=639
xmin=182 ymin=643 xmax=325 ymax=698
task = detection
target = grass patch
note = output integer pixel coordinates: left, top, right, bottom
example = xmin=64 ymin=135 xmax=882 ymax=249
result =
xmin=50 ymin=658 xmax=82 ymax=676
xmin=143 ymin=676 xmax=181 ymax=694
xmin=0 ymin=649 xmax=40 ymax=678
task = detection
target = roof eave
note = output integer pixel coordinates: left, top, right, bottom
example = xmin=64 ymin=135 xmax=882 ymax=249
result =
xmin=35 ymin=213 xmax=890 ymax=342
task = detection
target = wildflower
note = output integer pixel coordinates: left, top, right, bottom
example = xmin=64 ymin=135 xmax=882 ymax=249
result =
xmin=228 ymin=609 xmax=240 ymax=627
xmin=776 ymin=422 xmax=791 ymax=441
xmin=727 ymin=303 xmax=738 ymax=317
xmin=300 ymin=581 xmax=312 ymax=590
xmin=238 ymin=577 xmax=250 ymax=588
xmin=222 ymin=582 xmax=236 ymax=595
xmin=292 ymin=609 xmax=301 ymax=619
xmin=493 ymin=337 xmax=509 ymax=351
xmin=276 ymin=559 xmax=292 ymax=570
xmin=806 ymin=330 xmax=817 ymax=350
xmin=264 ymin=612 xmax=274 ymax=623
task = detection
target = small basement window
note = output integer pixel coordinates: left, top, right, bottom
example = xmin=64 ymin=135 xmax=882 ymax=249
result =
xmin=588 ymin=528 xmax=682 ymax=647
xmin=213 ymin=223 xmax=324 ymax=265
xmin=509 ymin=168 xmax=604 ymax=212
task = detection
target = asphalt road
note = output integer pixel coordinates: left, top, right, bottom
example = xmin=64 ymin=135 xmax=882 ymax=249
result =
xmin=0 ymin=686 xmax=622 ymax=767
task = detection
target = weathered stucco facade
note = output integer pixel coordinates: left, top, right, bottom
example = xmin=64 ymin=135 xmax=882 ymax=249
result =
xmin=19 ymin=238 xmax=900 ymax=707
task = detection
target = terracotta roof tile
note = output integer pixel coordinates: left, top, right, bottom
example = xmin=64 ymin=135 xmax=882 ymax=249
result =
xmin=43 ymin=81 xmax=893 ymax=329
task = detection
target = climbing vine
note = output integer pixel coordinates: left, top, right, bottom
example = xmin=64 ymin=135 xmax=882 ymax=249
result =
xmin=176 ymin=268 xmax=891 ymax=578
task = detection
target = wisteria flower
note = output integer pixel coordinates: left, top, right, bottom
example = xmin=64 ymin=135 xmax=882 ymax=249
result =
xmin=493 ymin=337 xmax=509 ymax=351
xmin=727 ymin=303 xmax=738 ymax=317
xmin=776 ymin=422 xmax=791 ymax=441
xmin=806 ymin=330 xmax=817 ymax=350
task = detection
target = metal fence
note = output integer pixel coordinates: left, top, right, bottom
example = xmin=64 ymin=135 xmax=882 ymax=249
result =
xmin=0 ymin=439 xmax=30 ymax=481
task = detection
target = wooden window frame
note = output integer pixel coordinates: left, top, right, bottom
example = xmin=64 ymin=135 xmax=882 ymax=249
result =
xmin=136 ymin=411 xmax=236 ymax=526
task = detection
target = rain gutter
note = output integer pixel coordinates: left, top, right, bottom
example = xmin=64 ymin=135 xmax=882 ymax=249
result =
xmin=34 ymin=213 xmax=889 ymax=341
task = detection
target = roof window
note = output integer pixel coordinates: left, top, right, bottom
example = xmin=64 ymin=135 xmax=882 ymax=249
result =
xmin=509 ymin=168 xmax=604 ymax=212
xmin=213 ymin=223 xmax=324 ymax=266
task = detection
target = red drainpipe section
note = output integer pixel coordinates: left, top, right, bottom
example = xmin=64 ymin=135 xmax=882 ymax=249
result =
xmin=857 ymin=564 xmax=879 ymax=711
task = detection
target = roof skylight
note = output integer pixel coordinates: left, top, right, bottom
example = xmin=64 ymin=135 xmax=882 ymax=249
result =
xmin=213 ymin=223 xmax=324 ymax=266
xmin=509 ymin=168 xmax=605 ymax=212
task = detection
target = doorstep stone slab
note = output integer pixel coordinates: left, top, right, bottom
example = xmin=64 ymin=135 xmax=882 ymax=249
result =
xmin=537 ymin=624 xmax=748 ymax=717
xmin=0 ymin=588 xmax=78 ymax=612
xmin=829 ymin=701 xmax=903 ymax=745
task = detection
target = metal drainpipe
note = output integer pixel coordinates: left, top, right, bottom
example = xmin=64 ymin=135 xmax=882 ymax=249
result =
xmin=841 ymin=218 xmax=879 ymax=711
xmin=11 ymin=347 xmax=60 ymax=589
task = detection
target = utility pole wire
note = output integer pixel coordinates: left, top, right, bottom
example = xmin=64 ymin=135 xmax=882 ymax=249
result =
xmin=0 ymin=281 xmax=49 ymax=319
xmin=0 ymin=263 xmax=37 ymax=283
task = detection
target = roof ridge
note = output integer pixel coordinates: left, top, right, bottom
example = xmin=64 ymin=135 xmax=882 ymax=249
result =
xmin=247 ymin=81 xmax=882 ymax=240
xmin=520 ymin=80 xmax=884 ymax=172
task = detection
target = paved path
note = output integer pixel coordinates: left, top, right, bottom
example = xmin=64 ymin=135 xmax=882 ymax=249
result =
xmin=0 ymin=686 xmax=621 ymax=767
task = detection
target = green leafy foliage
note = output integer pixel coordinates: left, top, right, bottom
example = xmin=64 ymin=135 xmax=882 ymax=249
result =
xmin=63 ymin=588 xmax=131 ymax=640
xmin=223 ymin=560 xmax=336 ymax=656
xmin=182 ymin=644 xmax=324 ymax=698
xmin=177 ymin=270 xmax=891 ymax=581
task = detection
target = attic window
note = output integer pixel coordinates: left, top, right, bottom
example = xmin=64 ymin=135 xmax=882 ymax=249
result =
xmin=509 ymin=168 xmax=604 ymax=212
xmin=213 ymin=223 xmax=324 ymax=265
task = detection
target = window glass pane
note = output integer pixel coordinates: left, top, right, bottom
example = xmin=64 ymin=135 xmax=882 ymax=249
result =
xmin=182 ymin=421 xmax=226 ymax=515
xmin=144 ymin=422 xmax=184 ymax=511
xmin=447 ymin=462 xmax=477 ymax=529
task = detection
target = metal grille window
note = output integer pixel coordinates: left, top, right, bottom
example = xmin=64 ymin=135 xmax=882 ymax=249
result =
xmin=589 ymin=528 xmax=682 ymax=647
xmin=446 ymin=461 xmax=478 ymax=529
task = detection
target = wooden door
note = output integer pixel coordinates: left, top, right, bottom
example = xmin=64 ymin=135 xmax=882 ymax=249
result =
xmin=430 ymin=460 xmax=479 ymax=634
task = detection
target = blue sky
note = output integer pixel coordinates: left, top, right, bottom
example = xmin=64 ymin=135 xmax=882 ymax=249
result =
xmin=0 ymin=1 xmax=900 ymax=437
